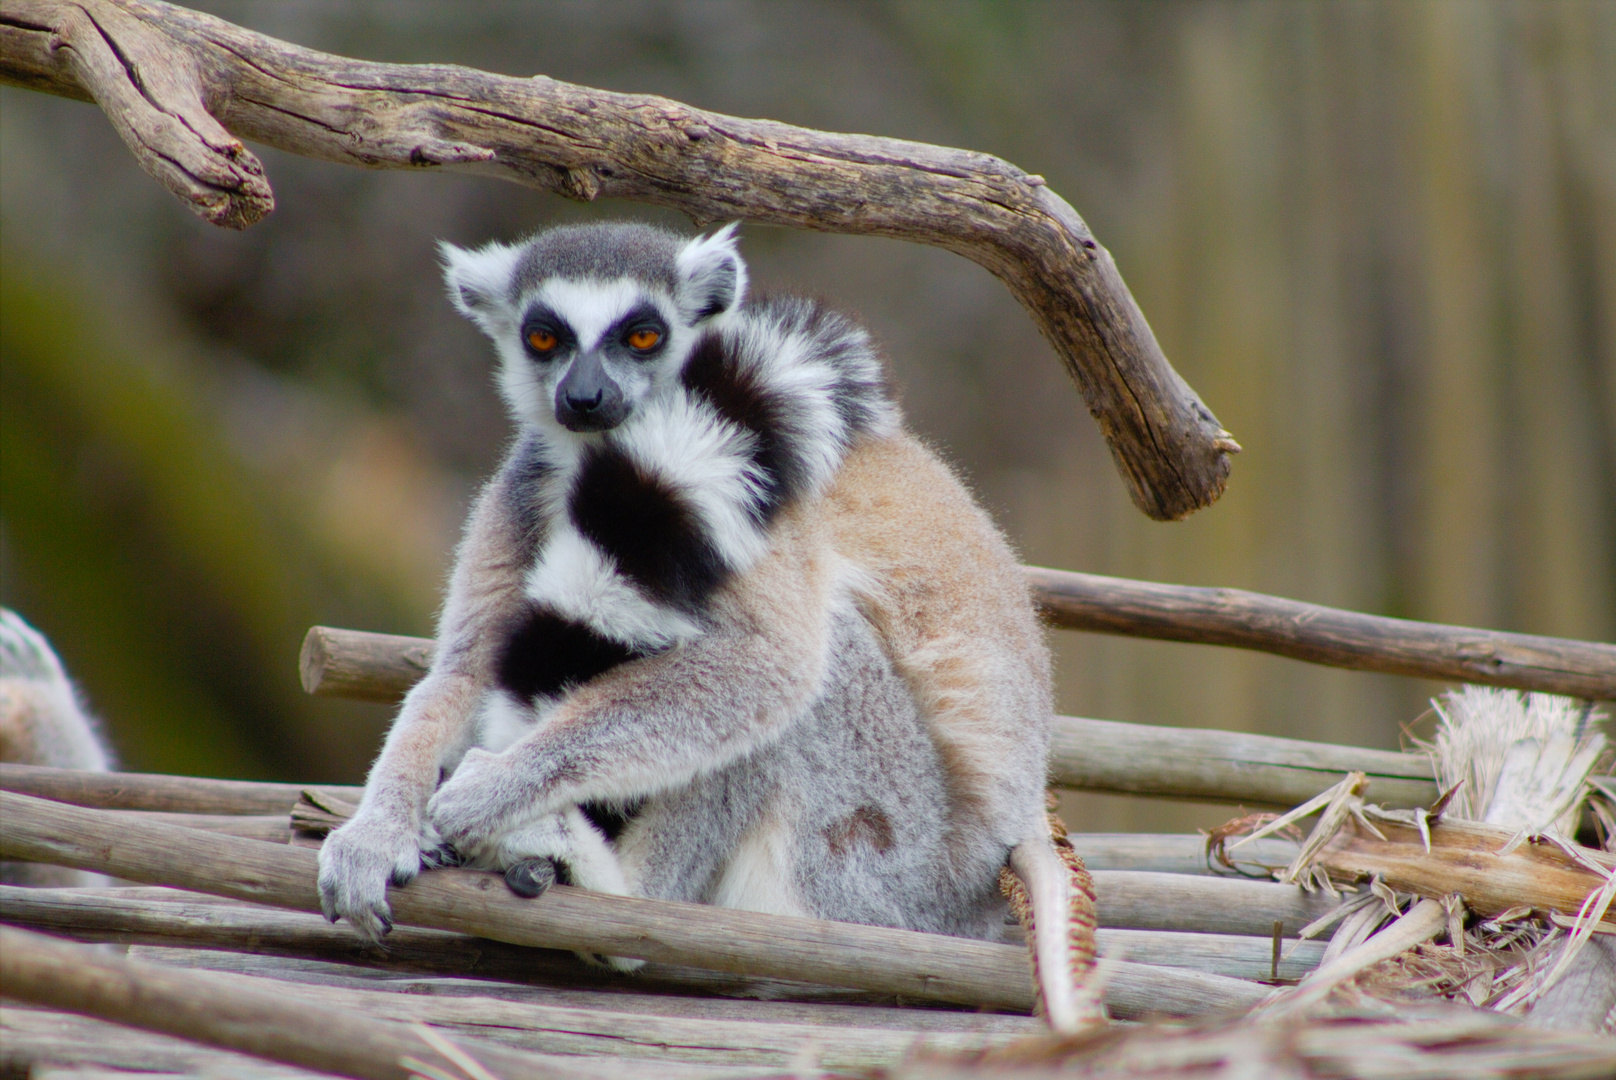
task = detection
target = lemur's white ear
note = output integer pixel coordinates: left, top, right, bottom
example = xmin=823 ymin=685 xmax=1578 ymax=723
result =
xmin=439 ymin=239 xmax=522 ymax=331
xmin=676 ymin=223 xmax=748 ymax=323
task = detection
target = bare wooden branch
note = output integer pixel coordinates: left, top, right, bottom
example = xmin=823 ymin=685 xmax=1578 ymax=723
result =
xmin=0 ymin=761 xmax=362 ymax=814
xmin=0 ymin=0 xmax=1234 ymax=521
xmin=0 ymin=792 xmax=1269 ymax=1017
xmin=0 ymin=926 xmax=637 ymax=1080
xmin=1027 ymin=568 xmax=1616 ymax=700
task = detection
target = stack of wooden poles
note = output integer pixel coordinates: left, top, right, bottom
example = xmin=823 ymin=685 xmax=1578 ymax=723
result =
xmin=3 ymin=565 xmax=1614 ymax=1078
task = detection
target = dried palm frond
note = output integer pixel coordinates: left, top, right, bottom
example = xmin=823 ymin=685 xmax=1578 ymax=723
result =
xmin=1212 ymin=687 xmax=1615 ymax=1030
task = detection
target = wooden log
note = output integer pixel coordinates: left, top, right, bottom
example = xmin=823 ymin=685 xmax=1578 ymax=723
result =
xmin=1071 ymin=833 xmax=1298 ymax=875
xmin=122 ymin=942 xmax=1045 ymax=1032
xmin=1027 ymin=567 xmax=1616 ymax=700
xmin=21 ymin=940 xmax=1031 ymax=1071
xmin=0 ymin=926 xmax=692 ymax=1080
xmin=299 ymin=628 xmax=433 ymax=704
xmin=301 ymin=575 xmax=1616 ymax=706
xmin=1 ymin=732 xmax=1438 ymax=821
xmin=0 ymin=886 xmax=949 ymax=1008
xmin=1 ymin=886 xmax=1324 ymax=990
xmin=0 ymin=0 xmax=1233 ymax=523
xmin=1051 ymin=715 xmax=1437 ymax=809
xmin=0 ymin=792 xmax=1269 ymax=1017
xmin=1091 ymin=871 xmax=1341 ymax=938
xmin=0 ymin=762 xmax=363 ymax=814
xmin=4 ymin=1008 xmax=336 ymax=1080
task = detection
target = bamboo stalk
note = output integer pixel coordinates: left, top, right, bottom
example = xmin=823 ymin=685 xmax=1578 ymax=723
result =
xmin=0 ymin=792 xmax=1269 ymax=1017
xmin=0 ymin=926 xmax=688 ymax=1080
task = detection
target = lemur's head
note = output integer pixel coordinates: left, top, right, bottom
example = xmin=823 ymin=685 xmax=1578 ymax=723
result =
xmin=441 ymin=221 xmax=747 ymax=436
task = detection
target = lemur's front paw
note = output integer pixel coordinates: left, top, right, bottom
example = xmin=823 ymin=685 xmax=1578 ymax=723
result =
xmin=426 ymin=747 xmax=531 ymax=852
xmin=316 ymin=814 xmax=426 ymax=941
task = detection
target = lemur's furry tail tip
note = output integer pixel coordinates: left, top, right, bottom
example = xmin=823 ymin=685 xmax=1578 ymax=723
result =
xmin=1004 ymin=803 xmax=1105 ymax=1033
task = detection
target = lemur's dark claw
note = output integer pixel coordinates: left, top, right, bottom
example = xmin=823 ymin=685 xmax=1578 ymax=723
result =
xmin=419 ymin=844 xmax=465 ymax=871
xmin=504 ymin=857 xmax=558 ymax=899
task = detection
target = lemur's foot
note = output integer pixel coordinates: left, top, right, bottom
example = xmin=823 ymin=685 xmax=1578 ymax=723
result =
xmin=504 ymin=856 xmax=559 ymax=898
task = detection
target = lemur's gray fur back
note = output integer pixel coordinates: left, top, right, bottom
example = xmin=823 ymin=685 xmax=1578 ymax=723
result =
xmin=318 ymin=220 xmax=1082 ymax=1025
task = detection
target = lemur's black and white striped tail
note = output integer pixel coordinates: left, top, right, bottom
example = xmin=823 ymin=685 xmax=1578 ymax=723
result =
xmin=1006 ymin=818 xmax=1105 ymax=1032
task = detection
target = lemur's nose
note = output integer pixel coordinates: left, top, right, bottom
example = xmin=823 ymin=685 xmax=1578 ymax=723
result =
xmin=566 ymin=387 xmax=604 ymax=412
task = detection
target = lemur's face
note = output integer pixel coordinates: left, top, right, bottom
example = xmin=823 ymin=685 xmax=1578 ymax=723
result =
xmin=441 ymin=222 xmax=746 ymax=438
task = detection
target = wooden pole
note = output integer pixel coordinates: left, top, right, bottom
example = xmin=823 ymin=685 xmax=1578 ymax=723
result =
xmin=3 ymin=723 xmax=1440 ymax=816
xmin=0 ymin=0 xmax=1233 ymax=522
xmin=0 ymin=792 xmax=1269 ymax=1018
xmin=0 ymin=762 xmax=361 ymax=814
xmin=0 ymin=925 xmax=599 ymax=1080
xmin=304 ymin=574 xmax=1616 ymax=705
xmin=1 ymin=886 xmax=1329 ymax=988
xmin=1026 ymin=567 xmax=1616 ymax=700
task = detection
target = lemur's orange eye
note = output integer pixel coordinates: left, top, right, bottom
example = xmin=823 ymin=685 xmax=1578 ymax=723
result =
xmin=627 ymin=328 xmax=661 ymax=350
xmin=527 ymin=329 xmax=558 ymax=352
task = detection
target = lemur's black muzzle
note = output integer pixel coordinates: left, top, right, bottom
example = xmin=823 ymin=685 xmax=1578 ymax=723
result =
xmin=556 ymin=351 xmax=628 ymax=432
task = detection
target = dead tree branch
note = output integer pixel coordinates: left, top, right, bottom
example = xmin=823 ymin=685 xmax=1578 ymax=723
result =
xmin=0 ymin=0 xmax=1235 ymax=520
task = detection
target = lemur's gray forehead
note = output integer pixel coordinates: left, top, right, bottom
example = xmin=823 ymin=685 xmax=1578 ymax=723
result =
xmin=510 ymin=222 xmax=686 ymax=299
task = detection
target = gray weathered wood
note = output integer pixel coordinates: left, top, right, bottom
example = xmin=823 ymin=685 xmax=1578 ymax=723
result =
xmin=122 ymin=943 xmax=1044 ymax=1033
xmin=1073 ymin=833 xmax=1299 ymax=874
xmin=302 ymin=570 xmax=1616 ymax=707
xmin=300 ymin=627 xmax=433 ymax=705
xmin=0 ymin=0 xmax=1234 ymax=522
xmin=2 ymin=722 xmax=1440 ymax=816
xmin=0 ymin=885 xmax=945 ymax=1009
xmin=1027 ymin=567 xmax=1616 ymax=700
xmin=0 ymin=928 xmax=737 ymax=1080
xmin=1092 ymin=871 xmax=1342 ymax=938
xmin=1049 ymin=715 xmax=1438 ymax=809
xmin=0 ymin=792 xmax=1269 ymax=1018
xmin=0 ymin=762 xmax=363 ymax=814
xmin=2 ymin=885 xmax=1324 ymax=991
xmin=25 ymin=939 xmax=1032 ymax=1071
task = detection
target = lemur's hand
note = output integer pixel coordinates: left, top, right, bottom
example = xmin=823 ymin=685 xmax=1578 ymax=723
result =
xmin=316 ymin=810 xmax=430 ymax=941
xmin=427 ymin=747 xmax=540 ymax=854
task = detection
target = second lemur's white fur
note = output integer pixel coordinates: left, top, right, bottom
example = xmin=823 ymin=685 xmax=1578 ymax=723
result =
xmin=1 ymin=609 xmax=115 ymax=888
xmin=319 ymin=221 xmax=1083 ymax=1029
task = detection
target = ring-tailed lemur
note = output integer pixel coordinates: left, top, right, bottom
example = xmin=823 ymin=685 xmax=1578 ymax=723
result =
xmin=1 ymin=608 xmax=114 ymax=886
xmin=317 ymin=221 xmax=1085 ymax=1028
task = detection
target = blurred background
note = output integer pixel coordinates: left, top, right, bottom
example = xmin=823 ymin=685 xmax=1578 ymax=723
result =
xmin=2 ymin=1 xmax=1611 ymax=833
